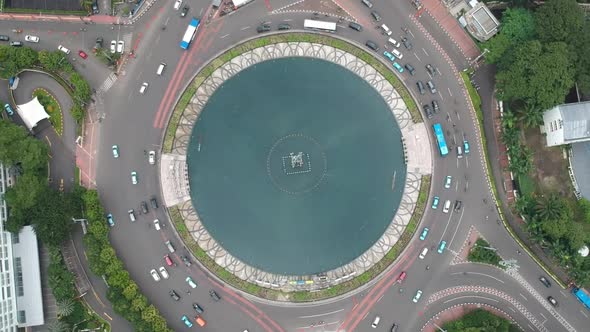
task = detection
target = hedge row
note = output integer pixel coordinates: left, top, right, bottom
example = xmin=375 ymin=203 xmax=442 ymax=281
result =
xmin=82 ymin=189 xmax=172 ymax=332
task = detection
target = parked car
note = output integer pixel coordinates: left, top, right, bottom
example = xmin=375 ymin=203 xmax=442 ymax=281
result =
xmin=92 ymin=1 xmax=99 ymax=14
xmin=153 ymin=219 xmax=161 ymax=230
xmin=391 ymin=48 xmax=403 ymax=59
xmin=392 ymin=62 xmax=404 ymax=73
xmin=78 ymin=50 xmax=88 ymax=59
xmin=116 ymin=40 xmax=124 ymax=53
xmin=58 ymin=45 xmax=70 ymax=54
xmin=181 ymin=255 xmax=192 ymax=267
xmin=383 ymin=51 xmax=395 ymax=62
xmin=181 ymin=315 xmax=193 ymax=327
xmin=128 ymin=209 xmax=136 ymax=222
xmin=110 ymin=40 xmax=116 ymax=53
xmin=170 ymin=290 xmax=181 ymax=301
xmin=24 ymin=35 xmax=39 ymax=43
xmin=150 ymin=196 xmax=158 ymax=209
xmin=0 ymin=35 xmax=9 ymax=41
xmin=371 ymin=11 xmax=381 ymax=22
xmin=366 ymin=40 xmax=379 ymax=51
xmin=10 ymin=41 xmax=23 ymax=47
xmin=164 ymin=254 xmax=175 ymax=266
xmin=93 ymin=37 xmax=103 ymax=52
xmin=397 ymin=271 xmax=407 ymax=283
xmin=4 ymin=103 xmax=14 ymax=116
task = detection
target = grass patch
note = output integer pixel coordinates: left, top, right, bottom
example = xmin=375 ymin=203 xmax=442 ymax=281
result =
xmin=171 ymin=175 xmax=431 ymax=301
xmin=162 ymin=33 xmax=422 ymax=153
xmin=33 ymin=88 xmax=63 ymax=136
xmin=517 ymin=173 xmax=535 ymax=196
xmin=461 ymin=71 xmax=482 ymax=124
xmin=468 ymin=238 xmax=503 ymax=267
xmin=2 ymin=7 xmax=87 ymax=15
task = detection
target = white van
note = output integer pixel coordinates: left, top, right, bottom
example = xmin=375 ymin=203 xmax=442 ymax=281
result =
xmin=443 ymin=200 xmax=451 ymax=213
xmin=139 ymin=82 xmax=149 ymax=94
xmin=457 ymin=146 xmax=463 ymax=158
xmin=156 ymin=62 xmax=166 ymax=75
xmin=419 ymin=247 xmax=429 ymax=259
xmin=165 ymin=240 xmax=176 ymax=253
xmin=380 ymin=24 xmax=392 ymax=36
xmin=128 ymin=209 xmax=136 ymax=222
xmin=361 ymin=0 xmax=373 ymax=8
xmin=153 ymin=219 xmax=161 ymax=230
xmin=371 ymin=316 xmax=380 ymax=328
xmin=57 ymin=45 xmax=71 ymax=55
xmin=392 ymin=48 xmax=403 ymax=59
xmin=388 ymin=38 xmax=400 ymax=48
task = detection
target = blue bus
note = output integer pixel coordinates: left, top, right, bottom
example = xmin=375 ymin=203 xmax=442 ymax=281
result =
xmin=573 ymin=287 xmax=590 ymax=310
xmin=180 ymin=18 xmax=200 ymax=50
xmin=432 ymin=123 xmax=448 ymax=156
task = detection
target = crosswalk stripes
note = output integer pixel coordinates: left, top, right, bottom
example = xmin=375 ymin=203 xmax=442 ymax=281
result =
xmin=122 ymin=32 xmax=133 ymax=53
xmin=98 ymin=73 xmax=117 ymax=93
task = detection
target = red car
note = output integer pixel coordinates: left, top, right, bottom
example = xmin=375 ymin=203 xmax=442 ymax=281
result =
xmin=397 ymin=271 xmax=407 ymax=283
xmin=164 ymin=254 xmax=174 ymax=267
xmin=78 ymin=50 xmax=88 ymax=59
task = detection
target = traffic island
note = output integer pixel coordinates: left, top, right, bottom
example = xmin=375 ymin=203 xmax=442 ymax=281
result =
xmin=32 ymin=88 xmax=63 ymax=136
xmin=161 ymin=33 xmax=433 ymax=302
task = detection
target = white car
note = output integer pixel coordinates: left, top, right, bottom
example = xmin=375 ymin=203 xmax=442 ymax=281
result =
xmin=131 ymin=171 xmax=138 ymax=184
xmin=117 ymin=40 xmax=124 ymax=53
xmin=57 ymin=45 xmax=71 ymax=55
xmin=391 ymin=48 xmax=403 ymax=59
xmin=112 ymin=145 xmax=119 ymax=158
xmin=412 ymin=290 xmax=423 ymax=303
xmin=173 ymin=0 xmax=183 ymax=10
xmin=150 ymin=269 xmax=160 ymax=281
xmin=153 ymin=219 xmax=161 ymax=230
xmin=186 ymin=276 xmax=197 ymax=288
xmin=158 ymin=266 xmax=169 ymax=279
xmin=444 ymin=175 xmax=452 ymax=189
xmin=148 ymin=151 xmax=156 ymax=165
xmin=139 ymin=82 xmax=149 ymax=94
xmin=110 ymin=40 xmax=116 ymax=54
xmin=25 ymin=35 xmax=39 ymax=43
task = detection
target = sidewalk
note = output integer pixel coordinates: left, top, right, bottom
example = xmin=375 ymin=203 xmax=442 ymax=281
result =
xmin=0 ymin=13 xmax=126 ymax=24
xmin=474 ymin=64 xmax=570 ymax=283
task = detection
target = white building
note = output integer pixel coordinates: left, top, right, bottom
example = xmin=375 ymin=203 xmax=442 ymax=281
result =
xmin=542 ymin=101 xmax=590 ymax=147
xmin=0 ymin=164 xmax=44 ymax=331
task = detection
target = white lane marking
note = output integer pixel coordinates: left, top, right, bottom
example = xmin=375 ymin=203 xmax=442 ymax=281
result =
xmin=457 ymin=272 xmax=505 ymax=283
xmin=539 ymin=312 xmax=547 ymax=321
xmin=455 ymin=110 xmax=461 ymax=120
xmin=199 ymin=8 xmax=204 ymax=16
xmin=510 ymin=307 xmax=516 ymax=313
xmin=560 ymin=290 xmax=568 ymax=298
xmin=527 ymin=324 xmax=534 ymax=331
xmin=414 ymin=52 xmax=421 ymax=62
xmin=377 ymin=295 xmax=384 ymax=303
xmin=299 ymin=309 xmax=344 ymax=318
xmin=448 ymin=87 xmax=453 ymax=97
xmin=436 ymin=68 xmax=442 ymax=76
xmin=422 ymin=48 xmax=429 ymax=56
xmin=220 ymin=34 xmax=229 ymax=39
xmin=241 ymin=26 xmax=250 ymax=30
xmin=466 ymin=156 xmax=469 ymax=169
xmin=283 ymin=19 xmax=293 ymax=21
xmin=520 ymin=293 xmax=528 ymax=301
xmin=581 ymin=310 xmax=589 ymax=318
xmin=443 ymin=295 xmax=498 ymax=303
xmin=448 ymin=207 xmax=465 ymax=246
xmin=438 ymin=90 xmax=444 ymax=101
xmin=409 ymin=30 xmax=415 ymax=38
xmin=362 ymin=311 xmax=369 ymax=321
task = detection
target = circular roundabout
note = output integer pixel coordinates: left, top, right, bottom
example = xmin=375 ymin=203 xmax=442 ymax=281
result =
xmin=160 ymin=35 xmax=432 ymax=297
xmin=186 ymin=57 xmax=406 ymax=275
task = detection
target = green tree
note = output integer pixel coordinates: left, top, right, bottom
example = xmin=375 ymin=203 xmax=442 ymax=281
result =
xmin=80 ymin=0 xmax=93 ymax=11
xmin=496 ymin=40 xmax=575 ymax=110
xmin=517 ymin=102 xmax=544 ymax=128
xmin=515 ymin=194 xmax=534 ymax=217
xmin=578 ymin=198 xmax=590 ymax=223
xmin=56 ymin=299 xmax=75 ymax=318
xmin=483 ymin=7 xmax=536 ymax=63
xmin=573 ymin=21 xmax=590 ymax=94
xmin=535 ymin=193 xmax=566 ymax=220
xmin=535 ymin=0 xmax=583 ymax=43
xmin=14 ymin=47 xmax=38 ymax=70
xmin=70 ymin=72 xmax=91 ymax=103
xmin=47 ymin=319 xmax=69 ymax=332
xmin=501 ymin=126 xmax=520 ymax=148
xmin=508 ymin=144 xmax=533 ymax=177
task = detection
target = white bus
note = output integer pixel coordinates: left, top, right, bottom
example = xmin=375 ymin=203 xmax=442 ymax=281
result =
xmin=303 ymin=19 xmax=337 ymax=33
xmin=180 ymin=17 xmax=200 ymax=50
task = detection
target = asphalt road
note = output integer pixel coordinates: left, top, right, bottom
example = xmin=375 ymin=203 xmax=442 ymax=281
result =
xmin=4 ymin=0 xmax=590 ymax=331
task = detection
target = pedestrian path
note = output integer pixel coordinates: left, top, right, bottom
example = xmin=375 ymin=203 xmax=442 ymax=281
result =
xmin=122 ymin=32 xmax=133 ymax=52
xmin=98 ymin=73 xmax=118 ymax=94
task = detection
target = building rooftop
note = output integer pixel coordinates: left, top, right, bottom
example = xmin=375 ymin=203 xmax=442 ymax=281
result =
xmin=571 ymin=142 xmax=590 ymax=201
xmin=464 ymin=2 xmax=500 ymax=41
xmin=560 ymin=101 xmax=590 ymax=141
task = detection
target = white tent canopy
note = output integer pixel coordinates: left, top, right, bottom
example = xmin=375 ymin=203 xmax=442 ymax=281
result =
xmin=16 ymin=97 xmax=49 ymax=131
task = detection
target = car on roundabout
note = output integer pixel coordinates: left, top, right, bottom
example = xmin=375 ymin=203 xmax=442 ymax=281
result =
xmin=148 ymin=150 xmax=156 ymax=164
xmin=539 ymin=276 xmax=552 ymax=288
xmin=383 ymin=51 xmax=395 ymax=62
xmin=412 ymin=290 xmax=423 ymax=303
xmin=431 ymin=196 xmax=439 ymax=209
xmin=78 ymin=50 xmax=88 ymax=59
xmin=209 ymin=289 xmax=221 ymax=301
xmin=392 ymin=62 xmax=404 ymax=73
xmin=186 ymin=277 xmax=197 ymax=288
xmin=112 ymin=145 xmax=119 ymax=158
xmin=159 ymin=267 xmax=169 ymax=279
xmin=181 ymin=315 xmax=193 ymax=327
xmin=192 ymin=303 xmax=204 ymax=314
xmin=180 ymin=5 xmax=189 ymax=17
xmin=106 ymin=214 xmax=115 ymax=227
xmin=419 ymin=227 xmax=429 ymax=241
xmin=164 ymin=254 xmax=175 ymax=267
xmin=130 ymin=171 xmax=138 ymax=184
xmin=464 ymin=140 xmax=470 ymax=154
xmin=437 ymin=240 xmax=447 ymax=253
xmin=24 ymin=35 xmax=39 ymax=43
xmin=444 ymin=175 xmax=452 ymax=189
xmin=170 ymin=290 xmax=181 ymax=301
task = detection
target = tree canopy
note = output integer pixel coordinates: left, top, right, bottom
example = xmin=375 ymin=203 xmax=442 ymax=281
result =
xmin=483 ymin=7 xmax=536 ymax=63
xmin=535 ymin=0 xmax=583 ymax=43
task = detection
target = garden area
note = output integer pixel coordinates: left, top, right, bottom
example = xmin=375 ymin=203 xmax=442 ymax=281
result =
xmin=33 ymin=88 xmax=63 ymax=135
xmin=483 ymin=0 xmax=590 ymax=286
xmin=442 ymin=308 xmax=520 ymax=332
xmin=468 ymin=238 xmax=503 ymax=267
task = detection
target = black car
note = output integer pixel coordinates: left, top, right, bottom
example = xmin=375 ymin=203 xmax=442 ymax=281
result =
xmin=277 ymin=23 xmax=291 ymax=30
xmin=425 ymin=63 xmax=437 ymax=76
xmin=432 ymin=100 xmax=440 ymax=113
xmin=391 ymin=324 xmax=399 ymax=332
xmin=170 ymin=290 xmax=181 ymax=301
xmin=0 ymin=35 xmax=9 ymax=41
xmin=92 ymin=2 xmax=99 ymax=14
xmin=371 ymin=11 xmax=381 ymax=22
xmin=256 ymin=24 xmax=271 ymax=33
xmin=192 ymin=303 xmax=204 ymax=314
xmin=365 ymin=40 xmax=379 ymax=51
xmin=404 ymin=64 xmax=415 ymax=76
xmin=416 ymin=81 xmax=425 ymax=95
xmin=423 ymin=104 xmax=433 ymax=119
xmin=181 ymin=255 xmax=192 ymax=267
xmin=150 ymin=196 xmax=158 ymax=209
xmin=209 ymin=289 xmax=221 ymax=301
xmin=10 ymin=41 xmax=23 ymax=47
xmin=180 ymin=5 xmax=189 ymax=17
xmin=454 ymin=200 xmax=462 ymax=212
xmin=539 ymin=276 xmax=552 ymax=288
xmin=141 ymin=201 xmax=148 ymax=214
xmin=348 ymin=22 xmax=363 ymax=32
xmin=401 ymin=37 xmax=413 ymax=50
